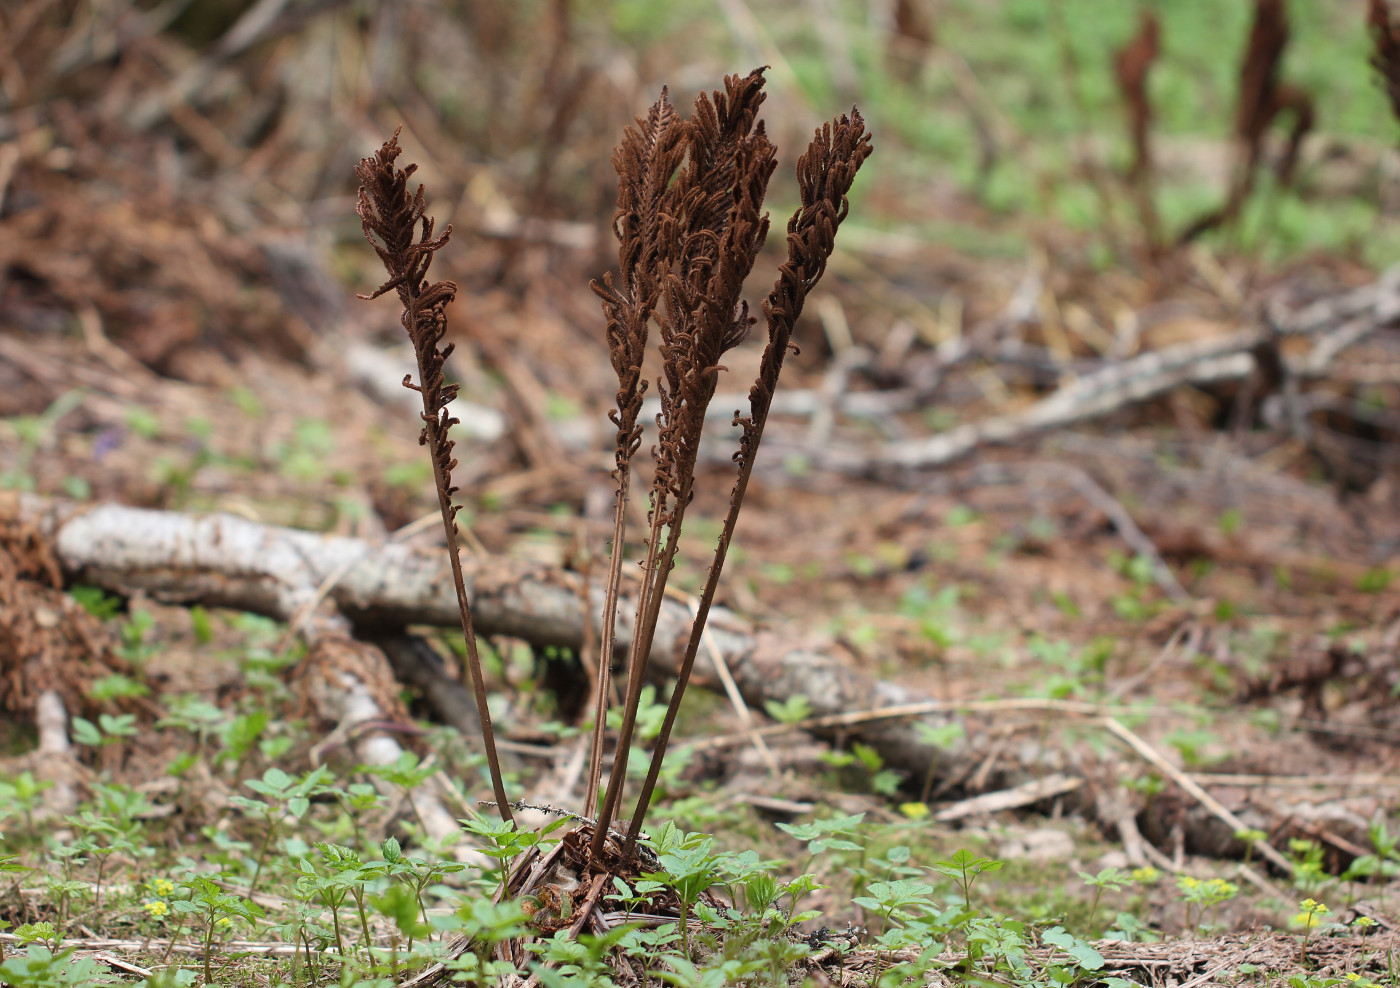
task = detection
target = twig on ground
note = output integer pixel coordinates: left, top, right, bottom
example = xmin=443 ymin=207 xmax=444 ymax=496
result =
xmin=1102 ymin=717 xmax=1294 ymax=876
xmin=740 ymin=267 xmax=1400 ymax=474
xmin=666 ymin=586 xmax=778 ymax=775
xmin=933 ymin=773 xmax=1083 ymax=822
xmin=972 ymin=461 xmax=1191 ymax=602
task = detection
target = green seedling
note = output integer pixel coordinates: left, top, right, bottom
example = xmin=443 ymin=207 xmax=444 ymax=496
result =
xmin=229 ymin=764 xmax=334 ymax=895
xmin=362 ymin=751 xmax=441 ymax=838
xmin=1176 ymin=875 xmax=1238 ymax=935
xmin=933 ymin=848 xmax=1003 ymax=913
xmin=292 ymin=842 xmax=388 ymax=960
xmin=1079 ymin=866 xmax=1132 ymax=933
xmin=0 ymin=774 xmax=52 ymax=834
xmin=0 ymin=944 xmax=105 ymax=988
xmin=173 ymin=874 xmax=265 ymax=985
xmin=70 ymin=713 xmax=137 ymax=748
xmin=459 ymin=809 xmax=568 ymax=902
xmin=380 ymin=834 xmax=464 ymax=948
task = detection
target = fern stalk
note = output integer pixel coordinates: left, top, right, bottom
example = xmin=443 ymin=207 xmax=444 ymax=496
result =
xmin=355 ymin=132 xmax=513 ymax=825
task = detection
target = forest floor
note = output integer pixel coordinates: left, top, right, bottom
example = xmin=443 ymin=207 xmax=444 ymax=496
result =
xmin=2 ymin=1 xmax=1399 ymax=985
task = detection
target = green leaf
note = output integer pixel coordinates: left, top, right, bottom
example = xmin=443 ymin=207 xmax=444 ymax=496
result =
xmin=71 ymin=717 xmax=102 ymax=747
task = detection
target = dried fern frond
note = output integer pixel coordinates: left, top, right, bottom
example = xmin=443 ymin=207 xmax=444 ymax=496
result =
xmin=1115 ymin=10 xmax=1160 ymax=182
xmin=355 ymin=131 xmax=513 ymax=825
xmin=1179 ymin=0 xmax=1312 ymax=244
xmin=591 ymin=69 xmax=783 ymax=861
xmin=584 ymin=90 xmax=686 ymax=814
xmin=571 ymin=76 xmax=873 ymax=856
xmin=621 ymin=107 xmax=872 ymax=853
xmin=745 ymin=109 xmax=873 ymax=458
xmin=1371 ymin=0 xmax=1400 ymax=126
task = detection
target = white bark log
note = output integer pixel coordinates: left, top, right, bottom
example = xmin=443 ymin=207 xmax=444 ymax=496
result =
xmin=13 ymin=494 xmax=970 ymax=782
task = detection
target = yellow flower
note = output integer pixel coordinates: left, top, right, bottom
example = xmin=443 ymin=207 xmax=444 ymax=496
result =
xmin=1129 ymin=866 xmax=1159 ymax=884
xmin=149 ymin=878 xmax=174 ymax=896
xmin=1346 ymin=974 xmax=1362 ymax=982
xmin=215 ymin=916 xmax=232 ymax=927
xmin=143 ymin=900 xmax=169 ymax=918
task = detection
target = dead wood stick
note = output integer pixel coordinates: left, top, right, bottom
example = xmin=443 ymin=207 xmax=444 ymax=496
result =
xmin=816 ymin=347 xmax=1259 ymax=472
xmin=1191 ymin=773 xmax=1400 ymax=789
xmin=686 ymin=697 xmax=1163 ymax=751
xmin=933 ymin=773 xmax=1083 ymax=822
xmin=3 ymin=491 xmax=1348 ymax=878
xmin=777 ymin=269 xmax=1400 ymax=473
xmin=8 ymin=493 xmax=971 ymax=783
xmin=1102 ymin=717 xmax=1294 ymax=876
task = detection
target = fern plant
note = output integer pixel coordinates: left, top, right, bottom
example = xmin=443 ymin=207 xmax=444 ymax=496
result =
xmin=355 ymin=66 xmax=870 ymax=937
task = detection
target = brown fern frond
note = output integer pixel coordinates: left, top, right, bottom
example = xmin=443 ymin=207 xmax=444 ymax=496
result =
xmin=1236 ymin=0 xmax=1288 ymax=154
xmin=355 ymin=130 xmax=513 ymax=825
xmin=743 ymin=110 xmax=873 ymax=460
xmin=1115 ymin=9 xmax=1160 ymax=183
xmin=590 ymin=68 xmax=780 ymax=863
xmin=621 ymin=108 xmax=872 ymax=856
xmin=1370 ymin=0 xmax=1400 ymax=126
xmin=583 ymin=90 xmax=686 ymax=815
xmin=1179 ymin=0 xmax=1313 ymax=245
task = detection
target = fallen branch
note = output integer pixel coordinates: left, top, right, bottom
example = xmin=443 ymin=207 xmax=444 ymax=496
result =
xmin=6 ymin=493 xmax=1362 ymax=875
xmin=8 ymin=493 xmax=972 ymax=786
xmin=933 ymin=773 xmax=1083 ymax=822
xmin=1102 ymin=716 xmax=1295 ymax=876
xmin=768 ymin=267 xmax=1400 ymax=474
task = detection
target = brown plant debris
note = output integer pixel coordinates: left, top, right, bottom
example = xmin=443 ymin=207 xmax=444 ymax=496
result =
xmin=584 ymin=66 xmax=873 ymax=864
xmin=1180 ymin=0 xmax=1314 ymax=244
xmin=0 ymin=495 xmax=135 ymax=720
xmin=590 ymin=67 xmax=782 ymax=859
xmin=620 ymin=100 xmax=875 ymax=846
xmin=0 ymin=129 xmax=304 ymax=375
xmin=1114 ymin=9 xmax=1159 ymax=183
xmin=1370 ymin=0 xmax=1400 ymax=126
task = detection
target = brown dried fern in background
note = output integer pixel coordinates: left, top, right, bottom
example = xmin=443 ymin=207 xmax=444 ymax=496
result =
xmin=355 ymin=132 xmax=513 ymax=825
xmin=1369 ymin=0 xmax=1400 ymax=127
xmin=1114 ymin=10 xmax=1159 ymax=184
xmin=585 ymin=68 xmax=872 ymax=865
xmin=1179 ymin=0 xmax=1314 ymax=245
xmin=1114 ymin=10 xmax=1163 ymax=253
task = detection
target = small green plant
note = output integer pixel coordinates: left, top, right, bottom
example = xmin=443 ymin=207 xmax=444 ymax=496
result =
xmin=69 ymin=713 xmax=138 ymax=748
xmin=460 ymin=809 xmax=568 ymax=902
xmin=0 ymin=773 xmax=52 ymax=833
xmin=763 ymin=693 xmax=813 ymax=725
xmin=171 ymin=874 xmax=265 ymax=984
xmin=0 ymin=944 xmax=105 ymax=988
xmin=1079 ymin=866 xmax=1132 ymax=933
xmin=229 ymin=764 xmax=334 ymax=895
xmin=1290 ymin=839 xmax=1331 ymax=895
xmin=852 ymin=878 xmax=938 ymax=982
xmin=1176 ymin=875 xmax=1239 ymax=935
xmin=933 ymin=848 xmax=1004 ymax=914
xmin=1295 ymin=897 xmax=1330 ymax=961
